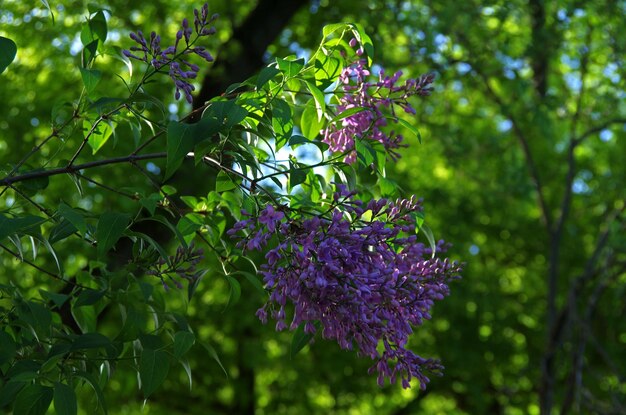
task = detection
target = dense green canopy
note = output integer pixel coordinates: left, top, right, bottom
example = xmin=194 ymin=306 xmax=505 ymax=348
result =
xmin=1 ymin=1 xmax=624 ymax=414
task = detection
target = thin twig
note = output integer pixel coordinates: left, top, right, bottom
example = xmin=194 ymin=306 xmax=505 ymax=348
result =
xmin=573 ymin=118 xmax=626 ymax=145
xmin=75 ymin=172 xmax=140 ymax=200
xmin=0 ymin=242 xmax=89 ymax=289
xmin=0 ymin=113 xmax=80 ymax=199
xmin=67 ymin=105 xmax=126 ymax=166
xmin=9 ymin=185 xmax=54 ymax=218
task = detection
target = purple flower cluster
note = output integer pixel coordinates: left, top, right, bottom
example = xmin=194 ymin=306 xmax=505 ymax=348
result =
xmin=123 ymin=3 xmax=218 ymax=103
xmin=229 ymin=187 xmax=461 ymax=389
xmin=323 ymin=40 xmax=435 ymax=164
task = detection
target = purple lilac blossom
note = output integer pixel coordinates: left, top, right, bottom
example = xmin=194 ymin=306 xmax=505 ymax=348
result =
xmin=229 ymin=187 xmax=462 ymax=389
xmin=322 ymin=40 xmax=435 ymax=164
xmin=122 ymin=3 xmax=218 ymax=103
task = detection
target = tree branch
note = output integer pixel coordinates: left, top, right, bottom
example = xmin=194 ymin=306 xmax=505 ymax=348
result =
xmin=0 ymin=153 xmax=167 ymax=187
xmin=193 ymin=0 xmax=309 ymax=110
xmin=573 ymin=118 xmax=626 ymax=145
xmin=477 ymin=71 xmax=553 ymax=230
xmin=528 ymin=0 xmax=550 ymax=97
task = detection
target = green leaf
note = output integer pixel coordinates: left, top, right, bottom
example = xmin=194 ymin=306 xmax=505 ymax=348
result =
xmin=128 ymin=230 xmax=171 ymax=265
xmin=329 ymin=106 xmax=366 ymax=124
xmin=37 ymin=235 xmax=64 ymax=274
xmin=271 ymin=99 xmax=294 ymax=150
xmin=71 ymin=304 xmax=96 ymax=333
xmin=90 ymin=11 xmax=108 ymax=43
xmin=396 ymin=117 xmax=422 ymax=143
xmin=256 ymin=65 xmax=280 ymax=89
xmin=225 ymin=275 xmax=241 ymax=309
xmin=79 ymin=68 xmax=102 ymax=94
xmin=0 ymin=214 xmax=46 ymax=241
xmin=322 ymin=23 xmax=348 ymax=39
xmin=355 ymin=139 xmax=376 ymax=167
xmin=95 ymin=212 xmax=130 ymax=258
xmin=139 ymin=215 xmax=188 ymax=249
xmin=202 ymin=342 xmax=228 ymax=378
xmin=81 ymin=39 xmax=98 ymax=68
xmin=205 ymin=100 xmax=248 ymax=130
xmin=161 ymin=185 xmax=177 ymax=195
xmin=74 ymin=289 xmax=106 ymax=307
xmin=378 ymin=176 xmax=397 ymax=197
xmin=70 ymin=332 xmax=112 ymax=352
xmin=288 ymin=160 xmax=307 ymax=190
xmin=215 ymin=171 xmax=238 ymax=193
xmin=85 ymin=119 xmax=114 ymax=154
xmin=74 ymin=371 xmax=107 ymax=414
xmin=38 ymin=289 xmax=70 ymax=308
xmin=40 ymin=0 xmax=55 ymax=24
xmin=173 ymin=331 xmax=195 ymax=359
xmin=48 ymin=219 xmax=77 ymax=244
xmin=18 ymin=301 xmax=52 ymax=336
xmin=0 ymin=331 xmax=16 ymax=365
xmin=81 ymin=10 xmax=107 ymax=46
xmin=288 ymin=135 xmax=310 ymax=146
xmin=140 ymin=349 xmax=170 ymax=398
xmin=0 ymin=381 xmax=26 ymax=408
xmin=165 ymin=121 xmax=196 ymax=179
xmin=127 ymin=91 xmax=167 ymax=118
xmin=419 ymin=223 xmax=437 ymax=258
xmin=233 ymin=271 xmax=266 ymax=296
xmin=59 ymin=203 xmax=87 ymax=236
xmin=290 ymin=323 xmax=316 ymax=358
xmin=13 ymin=384 xmax=53 ymax=415
xmin=188 ymin=270 xmax=205 ymax=301
xmin=0 ymin=36 xmax=17 ymax=74
xmin=304 ymin=80 xmax=326 ymax=121
xmin=53 ymin=383 xmax=77 ymax=415
xmin=353 ymin=23 xmax=375 ymax=66
xmin=301 ymin=99 xmax=325 ymax=140
xmin=139 ymin=193 xmax=161 ymax=215
xmin=313 ymin=55 xmax=342 ymax=88
xmin=179 ymin=358 xmax=193 ymax=389
xmin=177 ymin=214 xmax=202 ymax=237
xmin=276 ymin=57 xmax=305 ymax=78
xmin=139 ymin=334 xmax=164 ymax=351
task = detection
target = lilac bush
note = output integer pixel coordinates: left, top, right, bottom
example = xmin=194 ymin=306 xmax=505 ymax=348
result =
xmin=323 ymin=41 xmax=435 ymax=163
xmin=229 ymin=186 xmax=462 ymax=389
xmin=123 ymin=3 xmax=218 ymax=103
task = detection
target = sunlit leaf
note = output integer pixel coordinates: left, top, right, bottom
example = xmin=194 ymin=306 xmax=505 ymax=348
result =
xmin=85 ymin=119 xmax=114 ymax=154
xmin=301 ymin=99 xmax=325 ymax=140
xmin=80 ymin=68 xmax=102 ymax=94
